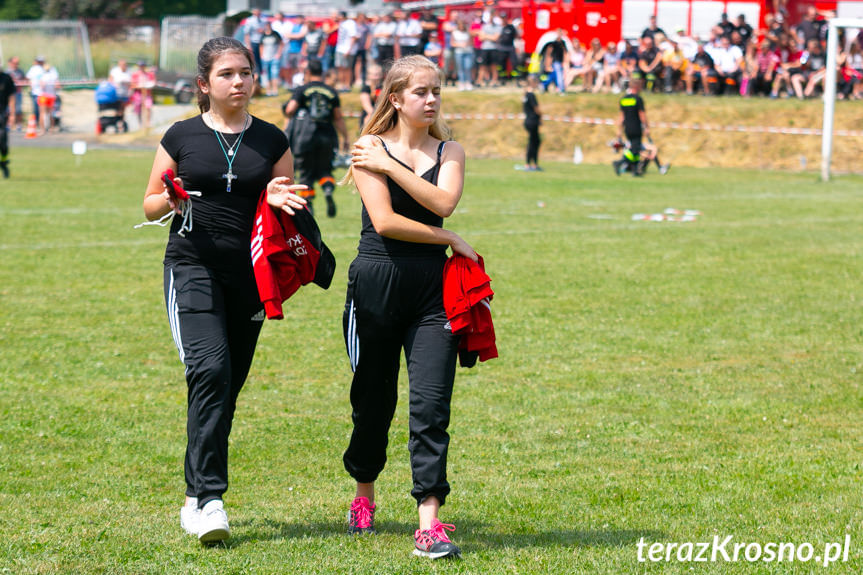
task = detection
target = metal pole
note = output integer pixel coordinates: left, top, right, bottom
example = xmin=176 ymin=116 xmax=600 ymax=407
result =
xmin=821 ymin=20 xmax=839 ymax=182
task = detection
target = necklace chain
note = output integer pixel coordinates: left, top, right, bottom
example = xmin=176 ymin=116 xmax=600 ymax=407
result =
xmin=209 ymin=112 xmax=250 ymax=193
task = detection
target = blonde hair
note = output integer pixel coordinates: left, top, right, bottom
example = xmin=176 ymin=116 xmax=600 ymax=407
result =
xmin=342 ymin=56 xmax=451 ymax=186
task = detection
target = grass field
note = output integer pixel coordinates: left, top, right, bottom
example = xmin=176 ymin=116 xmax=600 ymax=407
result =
xmin=1 ymin=147 xmax=863 ymax=574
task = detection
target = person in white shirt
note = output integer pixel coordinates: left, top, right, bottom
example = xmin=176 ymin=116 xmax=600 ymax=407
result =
xmin=396 ymin=12 xmax=423 ymax=58
xmin=38 ymin=62 xmax=59 ymax=133
xmin=373 ymin=13 xmax=398 ymax=70
xmin=335 ymin=12 xmax=358 ymax=90
xmin=712 ymin=35 xmax=744 ymax=93
xmin=25 ymin=56 xmax=45 ymax=125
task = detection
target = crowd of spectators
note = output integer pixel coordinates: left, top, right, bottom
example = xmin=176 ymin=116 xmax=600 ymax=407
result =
xmin=235 ymin=6 xmax=862 ymax=101
xmin=602 ymin=7 xmax=863 ymax=99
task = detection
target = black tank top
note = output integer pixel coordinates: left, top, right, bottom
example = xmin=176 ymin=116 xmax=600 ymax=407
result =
xmin=357 ymin=137 xmax=448 ymax=258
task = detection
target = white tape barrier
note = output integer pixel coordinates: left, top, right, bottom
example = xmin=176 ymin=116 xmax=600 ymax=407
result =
xmin=345 ymin=110 xmax=862 ymax=138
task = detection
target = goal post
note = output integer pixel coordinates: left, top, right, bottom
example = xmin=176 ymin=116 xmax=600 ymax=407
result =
xmin=821 ymin=17 xmax=863 ymax=182
xmin=0 ymin=20 xmax=94 ymax=82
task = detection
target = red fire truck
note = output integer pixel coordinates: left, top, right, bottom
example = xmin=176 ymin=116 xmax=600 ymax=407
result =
xmin=401 ymin=0 xmax=854 ymax=54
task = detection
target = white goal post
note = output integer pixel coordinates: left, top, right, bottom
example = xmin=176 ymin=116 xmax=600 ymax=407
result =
xmin=821 ymin=17 xmax=863 ymax=181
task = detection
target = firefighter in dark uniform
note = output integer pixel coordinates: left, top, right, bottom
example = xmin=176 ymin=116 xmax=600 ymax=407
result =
xmin=615 ymin=77 xmax=649 ymax=176
xmin=283 ymin=58 xmax=349 ymax=218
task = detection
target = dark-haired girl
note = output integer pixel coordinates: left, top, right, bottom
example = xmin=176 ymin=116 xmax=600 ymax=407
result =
xmin=142 ymin=37 xmax=308 ymax=544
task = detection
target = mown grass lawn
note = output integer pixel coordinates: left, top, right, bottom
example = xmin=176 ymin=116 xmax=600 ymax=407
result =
xmin=1 ymin=147 xmax=862 ymax=574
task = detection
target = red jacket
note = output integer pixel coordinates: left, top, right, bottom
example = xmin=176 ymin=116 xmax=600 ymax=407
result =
xmin=251 ymin=191 xmax=335 ymax=319
xmin=443 ymin=253 xmax=498 ymax=366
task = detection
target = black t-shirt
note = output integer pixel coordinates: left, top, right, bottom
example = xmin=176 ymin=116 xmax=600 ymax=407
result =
xmin=796 ymin=19 xmax=822 ymax=43
xmin=359 ymin=82 xmax=382 ymax=128
xmin=804 ymin=49 xmax=826 ymax=71
xmin=619 ymin=92 xmax=645 ymax=136
xmin=0 ymin=72 xmax=15 ymax=113
xmin=358 ymin=137 xmax=447 ymax=258
xmin=736 ymin=23 xmax=753 ymax=45
xmin=161 ymin=115 xmax=289 ymax=270
xmin=522 ymin=91 xmax=540 ymax=126
xmin=638 ymin=47 xmax=660 ymax=71
xmin=291 ymin=80 xmax=340 ymax=140
xmin=498 ymin=24 xmax=517 ymax=48
xmin=641 ymin=26 xmax=666 ymax=39
xmin=543 ymin=40 xmax=566 ymax=63
xmin=420 ymin=13 xmax=439 ymax=45
xmin=692 ymin=50 xmax=715 ymax=70
xmin=306 ymin=29 xmax=324 ymax=55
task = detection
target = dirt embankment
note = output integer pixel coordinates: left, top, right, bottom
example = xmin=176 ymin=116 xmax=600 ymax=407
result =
xmin=256 ymin=88 xmax=863 ymax=172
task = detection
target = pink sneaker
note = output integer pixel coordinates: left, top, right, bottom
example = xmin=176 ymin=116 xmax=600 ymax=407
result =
xmin=413 ymin=519 xmax=461 ymax=559
xmin=347 ymin=496 xmax=376 ymax=535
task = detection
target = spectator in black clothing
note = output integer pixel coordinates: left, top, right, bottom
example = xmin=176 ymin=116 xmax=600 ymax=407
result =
xmin=359 ymin=64 xmax=383 ymax=132
xmin=635 ymin=35 xmax=662 ymax=91
xmin=496 ymin=13 xmax=519 ymax=83
xmin=419 ymin=9 xmax=439 ymax=48
xmin=795 ymin=6 xmax=823 ymax=47
xmin=641 ymin=15 xmax=666 ymax=40
xmin=685 ymin=42 xmax=716 ymax=95
xmin=519 ymin=75 xmax=541 ymax=171
xmin=718 ymin=13 xmax=735 ymax=38
xmin=735 ymin=14 xmax=754 ymax=47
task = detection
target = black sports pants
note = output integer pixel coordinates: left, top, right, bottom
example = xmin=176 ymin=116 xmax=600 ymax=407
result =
xmin=343 ymin=254 xmax=459 ymax=506
xmin=525 ymin=121 xmax=540 ymax=166
xmin=164 ymin=262 xmax=264 ymax=508
xmin=0 ymin=111 xmax=8 ymax=158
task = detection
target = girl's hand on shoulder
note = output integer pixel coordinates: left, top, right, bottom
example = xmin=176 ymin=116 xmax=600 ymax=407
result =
xmin=351 ymin=136 xmax=391 ymax=174
xmin=266 ymin=176 xmax=309 ymax=215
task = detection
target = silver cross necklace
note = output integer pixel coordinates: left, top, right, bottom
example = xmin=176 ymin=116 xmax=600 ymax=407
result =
xmin=209 ymin=112 xmax=250 ymax=193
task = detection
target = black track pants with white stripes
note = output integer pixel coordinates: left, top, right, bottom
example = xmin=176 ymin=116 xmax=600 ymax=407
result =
xmin=342 ymin=254 xmax=459 ymax=506
xmin=164 ymin=263 xmax=264 ymax=508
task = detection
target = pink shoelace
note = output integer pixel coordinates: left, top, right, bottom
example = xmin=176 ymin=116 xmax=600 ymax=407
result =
xmin=415 ymin=520 xmax=456 ymax=547
xmin=350 ymin=498 xmax=374 ymax=529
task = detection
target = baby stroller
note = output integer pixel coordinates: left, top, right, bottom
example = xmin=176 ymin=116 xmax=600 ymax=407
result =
xmin=51 ymin=94 xmax=63 ymax=132
xmin=95 ymin=81 xmax=128 ymax=134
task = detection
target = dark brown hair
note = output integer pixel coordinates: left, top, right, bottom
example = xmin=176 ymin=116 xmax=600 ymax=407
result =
xmin=195 ymin=36 xmax=254 ymax=113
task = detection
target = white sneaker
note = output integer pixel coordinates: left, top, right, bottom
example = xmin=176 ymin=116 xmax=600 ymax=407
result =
xmin=180 ymin=497 xmax=200 ymax=536
xmin=197 ymin=499 xmax=230 ymax=544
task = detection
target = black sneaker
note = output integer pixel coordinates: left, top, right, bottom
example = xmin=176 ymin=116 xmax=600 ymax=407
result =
xmin=0 ymin=161 xmax=8 ymax=179
xmin=612 ymin=160 xmax=623 ymax=176
xmin=413 ymin=519 xmax=461 ymax=559
xmin=326 ymin=195 xmax=336 ymax=218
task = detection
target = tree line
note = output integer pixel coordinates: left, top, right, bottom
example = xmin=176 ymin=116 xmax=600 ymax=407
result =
xmin=0 ymin=0 xmax=223 ymax=20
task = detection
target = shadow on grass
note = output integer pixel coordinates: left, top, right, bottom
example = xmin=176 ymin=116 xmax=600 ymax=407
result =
xmin=223 ymin=516 xmax=664 ymax=552
xmin=456 ymin=519 xmax=667 ymax=553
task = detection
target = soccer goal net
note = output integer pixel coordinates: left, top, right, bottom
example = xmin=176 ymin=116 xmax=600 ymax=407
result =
xmin=0 ymin=20 xmax=94 ymax=82
xmin=159 ymin=15 xmax=225 ymax=76
xmin=821 ymin=16 xmax=863 ymax=181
